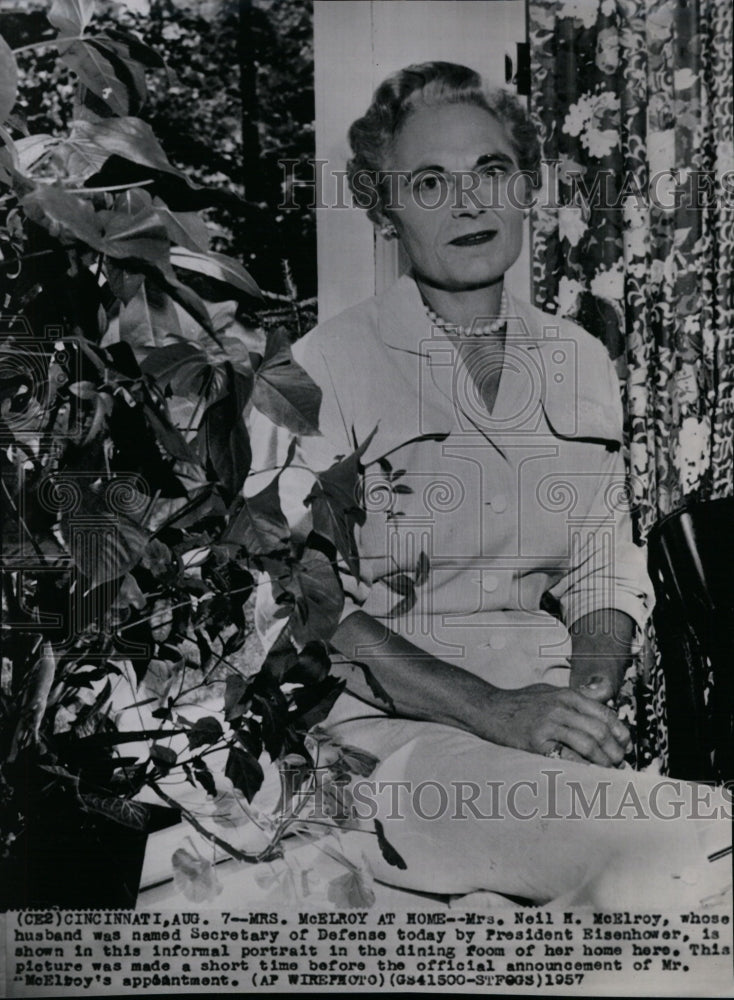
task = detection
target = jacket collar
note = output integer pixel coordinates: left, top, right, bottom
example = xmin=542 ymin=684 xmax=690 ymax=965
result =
xmin=373 ymin=274 xmax=622 ymax=447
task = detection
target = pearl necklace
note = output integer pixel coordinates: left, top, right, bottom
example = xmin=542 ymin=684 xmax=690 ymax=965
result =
xmin=424 ymin=289 xmax=508 ymax=337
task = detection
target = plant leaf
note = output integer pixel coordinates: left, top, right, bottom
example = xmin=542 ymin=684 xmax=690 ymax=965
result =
xmin=48 ymin=0 xmax=96 ymax=36
xmin=0 ymin=37 xmax=18 ymax=125
xmin=140 ymin=341 xmax=209 ymax=394
xmin=38 ymin=764 xmax=81 ymax=792
xmin=81 ymin=792 xmax=150 ymax=831
xmin=85 ymin=36 xmax=147 ymax=113
xmin=14 ymin=135 xmax=60 ymax=173
xmin=224 ymin=477 xmax=289 ymax=555
xmin=286 ymin=640 xmax=331 ymax=685
xmin=120 ymin=281 xmax=182 ymax=350
xmin=289 ymin=676 xmax=345 ymax=731
xmin=224 ymin=674 xmax=251 ymax=721
xmin=21 ymin=185 xmax=106 ymax=253
xmin=106 ymin=261 xmax=144 ymax=304
xmin=338 ymin=745 xmax=379 ymax=777
xmin=382 ymin=572 xmax=415 ymax=597
xmin=225 ymin=745 xmax=264 ymax=803
xmin=275 ymin=548 xmax=345 ymax=647
xmin=186 ymin=715 xmax=223 ymax=750
xmin=414 ymin=550 xmax=430 ymax=587
xmin=348 ymin=659 xmax=396 ymax=713
xmin=251 ymin=329 xmax=321 ymax=436
xmin=98 ymin=27 xmax=167 ymax=70
xmin=102 ymin=206 xmax=170 ymax=264
xmin=60 ymin=40 xmax=129 ymax=116
xmin=305 ymin=426 xmax=377 ymax=578
xmin=327 ymin=868 xmax=375 ymax=909
xmin=192 ymin=757 xmax=217 ymax=797
xmin=171 ymin=247 xmax=261 ymax=299
xmin=172 ymin=847 xmax=221 ymax=903
xmin=153 ymin=200 xmax=209 ymax=252
xmin=71 ymin=117 xmax=199 ymax=186
xmin=197 ymin=370 xmax=252 ymax=497
xmin=386 ymin=590 xmax=417 ymax=619
xmin=235 ymin=719 xmax=263 ymax=760
xmin=60 ymin=490 xmax=150 ymax=588
xmin=58 ymin=133 xmax=110 ymax=181
xmin=116 ymin=571 xmax=146 ymax=610
xmin=259 ymin=627 xmax=299 ymax=685
xmin=151 ymin=265 xmax=216 ymax=336
xmin=321 ymin=777 xmax=354 ymax=826
xmin=143 ymin=401 xmax=196 ymax=462
xmin=150 ymin=743 xmax=177 ymax=774
xmin=374 ymin=818 xmax=408 ymax=870
xmin=251 ymin=682 xmax=290 ymax=761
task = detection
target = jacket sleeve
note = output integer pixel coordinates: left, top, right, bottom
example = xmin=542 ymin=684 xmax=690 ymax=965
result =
xmin=545 ymin=344 xmax=655 ymax=648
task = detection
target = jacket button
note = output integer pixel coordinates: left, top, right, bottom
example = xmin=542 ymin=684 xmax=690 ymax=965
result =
xmin=489 ymin=633 xmax=507 ymax=650
xmin=482 ymin=573 xmax=499 ymax=593
xmin=490 ymin=493 xmax=507 ymax=513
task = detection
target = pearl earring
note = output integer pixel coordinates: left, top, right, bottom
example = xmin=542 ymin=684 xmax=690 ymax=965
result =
xmin=380 ymin=222 xmax=397 ymax=240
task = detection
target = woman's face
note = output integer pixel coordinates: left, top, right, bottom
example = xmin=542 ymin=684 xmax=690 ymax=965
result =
xmin=381 ymin=102 xmax=527 ymax=291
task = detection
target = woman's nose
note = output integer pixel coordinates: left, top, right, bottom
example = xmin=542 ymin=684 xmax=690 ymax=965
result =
xmin=450 ymin=172 xmax=486 ymax=216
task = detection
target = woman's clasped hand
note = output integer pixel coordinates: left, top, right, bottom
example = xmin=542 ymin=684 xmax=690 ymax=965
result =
xmin=488 ymin=683 xmax=633 ymax=767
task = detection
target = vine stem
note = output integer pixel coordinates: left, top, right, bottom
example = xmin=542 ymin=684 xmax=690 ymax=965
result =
xmin=173 ymin=739 xmax=228 ymax=772
xmin=282 ymin=816 xmax=375 ymax=836
xmin=148 ymin=778 xmax=283 ymax=864
xmin=75 ymin=728 xmax=189 ymax=748
xmin=115 ymin=586 xmax=254 ymax=635
xmin=182 ymin=368 xmax=214 ymax=435
xmin=174 ymin=642 xmax=250 ymax=700
xmin=65 ymin=180 xmax=156 ymax=195
xmin=115 ymin=550 xmax=337 ymax=636
xmin=11 ymin=36 xmax=85 ymax=56
xmin=258 ymin=290 xmax=317 ymax=306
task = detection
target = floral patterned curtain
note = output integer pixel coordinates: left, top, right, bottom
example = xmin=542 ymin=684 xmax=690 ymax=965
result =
xmin=528 ymin=0 xmax=734 ymax=764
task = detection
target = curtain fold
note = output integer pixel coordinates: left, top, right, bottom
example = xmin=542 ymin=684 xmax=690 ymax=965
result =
xmin=528 ymin=0 xmax=734 ymax=765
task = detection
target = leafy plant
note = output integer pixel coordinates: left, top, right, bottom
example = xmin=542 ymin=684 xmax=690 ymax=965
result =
xmin=4 ymin=0 xmax=318 ymax=338
xmin=0 ymin=0 xmax=401 ymax=908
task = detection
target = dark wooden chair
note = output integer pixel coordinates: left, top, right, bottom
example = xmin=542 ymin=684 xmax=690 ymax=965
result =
xmin=647 ymin=497 xmax=734 ymax=783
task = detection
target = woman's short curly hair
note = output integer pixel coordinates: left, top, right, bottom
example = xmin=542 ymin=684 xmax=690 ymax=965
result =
xmin=347 ymin=61 xmax=541 ymax=223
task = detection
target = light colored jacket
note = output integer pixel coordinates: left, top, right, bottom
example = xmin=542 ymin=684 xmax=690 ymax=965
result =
xmin=249 ymin=275 xmax=654 ymax=691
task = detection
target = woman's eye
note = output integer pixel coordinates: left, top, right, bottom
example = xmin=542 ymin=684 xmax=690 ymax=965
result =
xmin=414 ymin=172 xmax=443 ymax=194
xmin=480 ymin=163 xmax=507 ymax=179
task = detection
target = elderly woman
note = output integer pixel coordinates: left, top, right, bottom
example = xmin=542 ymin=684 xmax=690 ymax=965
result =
xmin=251 ymin=62 xmax=729 ymax=907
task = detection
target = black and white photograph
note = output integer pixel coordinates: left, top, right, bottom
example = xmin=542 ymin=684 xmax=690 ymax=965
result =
xmin=0 ymin=0 xmax=732 ymax=996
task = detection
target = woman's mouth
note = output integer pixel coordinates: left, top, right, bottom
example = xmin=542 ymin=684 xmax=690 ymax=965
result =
xmin=449 ymin=229 xmax=497 ymax=247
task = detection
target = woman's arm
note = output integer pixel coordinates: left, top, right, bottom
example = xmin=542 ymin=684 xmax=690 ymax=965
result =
xmin=331 ymin=609 xmax=632 ymax=767
xmin=569 ymin=608 xmax=635 ymax=702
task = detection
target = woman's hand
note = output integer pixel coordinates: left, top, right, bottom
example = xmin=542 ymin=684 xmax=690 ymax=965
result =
xmin=332 ymin=612 xmax=632 ymax=767
xmin=488 ymin=684 xmax=632 ymax=767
